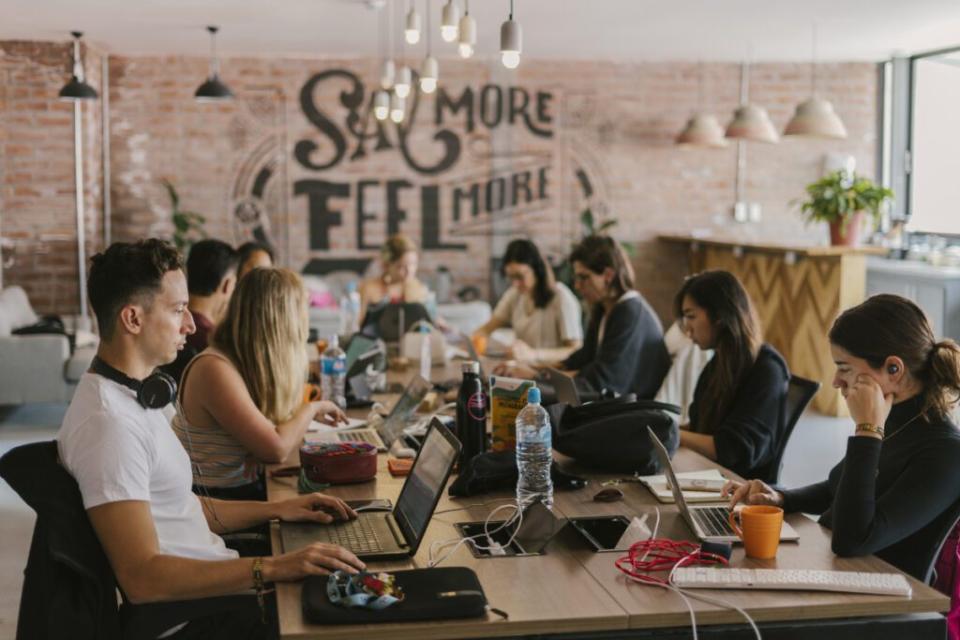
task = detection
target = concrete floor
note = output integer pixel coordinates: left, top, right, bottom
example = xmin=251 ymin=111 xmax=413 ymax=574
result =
xmin=0 ymin=402 xmax=855 ymax=638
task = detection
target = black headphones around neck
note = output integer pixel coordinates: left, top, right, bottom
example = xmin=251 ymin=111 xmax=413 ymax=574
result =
xmin=90 ymin=356 xmax=177 ymax=410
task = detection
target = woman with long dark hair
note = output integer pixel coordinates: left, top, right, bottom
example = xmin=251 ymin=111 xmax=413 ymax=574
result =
xmin=725 ymin=294 xmax=960 ymax=579
xmin=474 ymin=239 xmax=582 ymax=362
xmin=676 ymin=270 xmax=790 ymax=480
xmin=498 ymin=235 xmax=669 ymax=398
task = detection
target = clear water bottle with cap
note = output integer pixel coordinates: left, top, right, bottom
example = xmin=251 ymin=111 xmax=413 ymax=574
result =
xmin=320 ymin=334 xmax=347 ymax=410
xmin=515 ymin=387 xmax=553 ymax=509
xmin=339 ymin=281 xmax=362 ymax=335
xmin=419 ymin=323 xmax=432 ymax=381
xmin=456 ymin=361 xmax=486 ymax=469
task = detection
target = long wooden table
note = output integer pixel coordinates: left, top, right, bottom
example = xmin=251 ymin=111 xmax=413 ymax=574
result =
xmin=269 ymin=364 xmax=949 ymax=639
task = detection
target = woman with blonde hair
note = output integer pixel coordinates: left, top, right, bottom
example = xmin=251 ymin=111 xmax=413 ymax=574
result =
xmin=358 ymin=234 xmax=431 ymax=324
xmin=174 ymin=267 xmax=346 ymax=500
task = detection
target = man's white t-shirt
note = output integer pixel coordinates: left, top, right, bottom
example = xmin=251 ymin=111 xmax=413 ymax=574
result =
xmin=58 ymin=372 xmax=237 ymax=562
xmin=491 ymin=282 xmax=583 ymax=349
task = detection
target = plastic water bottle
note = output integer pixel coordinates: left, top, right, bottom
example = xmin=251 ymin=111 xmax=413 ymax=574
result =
xmin=320 ymin=334 xmax=347 ymax=410
xmin=419 ymin=324 xmax=432 ymax=381
xmin=515 ymin=387 xmax=553 ymax=509
xmin=456 ymin=361 xmax=486 ymax=469
xmin=339 ymin=282 xmax=362 ymax=335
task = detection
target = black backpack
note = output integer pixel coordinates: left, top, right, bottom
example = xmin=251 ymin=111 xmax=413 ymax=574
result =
xmin=546 ymin=396 xmax=680 ymax=474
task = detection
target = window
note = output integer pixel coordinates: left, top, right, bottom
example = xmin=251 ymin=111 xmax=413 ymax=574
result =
xmin=908 ymin=48 xmax=960 ymax=235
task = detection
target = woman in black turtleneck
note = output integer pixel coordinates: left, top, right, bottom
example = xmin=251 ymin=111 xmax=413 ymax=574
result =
xmin=724 ymin=294 xmax=960 ymax=580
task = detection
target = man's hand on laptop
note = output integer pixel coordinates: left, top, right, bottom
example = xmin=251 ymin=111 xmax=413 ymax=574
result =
xmin=313 ymin=401 xmax=348 ymax=426
xmin=273 ymin=493 xmax=358 ymax=524
xmin=264 ymin=543 xmax=366 ymax=581
xmin=722 ymin=479 xmax=785 ymax=510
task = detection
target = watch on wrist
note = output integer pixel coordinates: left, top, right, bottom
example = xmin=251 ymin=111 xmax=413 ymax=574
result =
xmin=855 ymin=423 xmax=885 ymax=438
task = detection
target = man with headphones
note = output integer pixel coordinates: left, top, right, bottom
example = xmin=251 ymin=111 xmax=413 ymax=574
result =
xmin=57 ymin=239 xmax=365 ymax=639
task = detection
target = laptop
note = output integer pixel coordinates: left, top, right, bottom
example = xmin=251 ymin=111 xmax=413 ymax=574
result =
xmin=281 ymin=419 xmax=461 ymax=560
xmin=307 ymin=374 xmax=432 ymax=451
xmin=646 ymin=426 xmax=799 ymax=544
xmin=542 ymin=367 xmax=580 ymax=405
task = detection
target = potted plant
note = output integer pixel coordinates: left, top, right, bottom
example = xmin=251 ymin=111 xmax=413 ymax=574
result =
xmin=798 ymin=170 xmax=894 ymax=247
xmin=162 ymin=179 xmax=207 ymax=253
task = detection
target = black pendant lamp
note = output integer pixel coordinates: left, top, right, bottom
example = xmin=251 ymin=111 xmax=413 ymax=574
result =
xmin=59 ymin=31 xmax=99 ymax=101
xmin=194 ymin=26 xmax=234 ymax=101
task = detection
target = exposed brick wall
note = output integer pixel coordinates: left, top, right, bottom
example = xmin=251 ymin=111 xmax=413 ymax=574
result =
xmin=1 ymin=44 xmax=877 ymax=323
xmin=0 ymin=40 xmax=104 ymax=314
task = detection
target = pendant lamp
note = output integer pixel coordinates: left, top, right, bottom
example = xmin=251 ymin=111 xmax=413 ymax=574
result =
xmin=420 ymin=0 xmax=439 ymax=93
xmin=440 ymin=0 xmax=460 ymax=42
xmin=499 ymin=0 xmax=521 ymax=69
xmin=457 ymin=0 xmax=476 ymax=59
xmin=405 ymin=2 xmax=422 ymax=44
xmin=784 ymin=24 xmax=847 ymax=139
xmin=194 ymin=26 xmax=234 ymax=101
xmin=676 ymin=63 xmax=726 ymax=148
xmin=59 ymin=32 xmax=99 ymax=101
xmin=725 ymin=62 xmax=778 ymax=144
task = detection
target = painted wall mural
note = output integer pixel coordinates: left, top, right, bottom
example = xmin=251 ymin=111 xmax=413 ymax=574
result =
xmin=229 ymin=66 xmax=612 ymax=291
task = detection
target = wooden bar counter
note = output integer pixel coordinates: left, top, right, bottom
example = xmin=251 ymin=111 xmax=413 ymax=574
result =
xmin=660 ymin=234 xmax=888 ymax=416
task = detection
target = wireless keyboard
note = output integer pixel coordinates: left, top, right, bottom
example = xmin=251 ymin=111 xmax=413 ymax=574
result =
xmin=671 ymin=567 xmax=912 ymax=597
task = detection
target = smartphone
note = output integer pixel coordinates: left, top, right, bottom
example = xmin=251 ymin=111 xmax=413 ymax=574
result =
xmin=569 ymin=516 xmax=631 ymax=552
xmin=345 ymin=499 xmax=393 ymax=512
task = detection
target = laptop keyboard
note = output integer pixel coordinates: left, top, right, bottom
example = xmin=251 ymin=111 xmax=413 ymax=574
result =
xmin=313 ymin=517 xmax=384 ymax=554
xmin=339 ymin=431 xmax=376 ymax=445
xmin=693 ymin=506 xmax=736 ymax=537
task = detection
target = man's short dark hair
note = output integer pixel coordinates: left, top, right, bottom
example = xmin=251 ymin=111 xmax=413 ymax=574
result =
xmin=186 ymin=239 xmax=240 ymax=296
xmin=88 ymin=239 xmax=183 ymax=340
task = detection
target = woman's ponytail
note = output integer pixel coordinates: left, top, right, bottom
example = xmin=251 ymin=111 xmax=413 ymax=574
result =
xmin=926 ymin=340 xmax=960 ymax=416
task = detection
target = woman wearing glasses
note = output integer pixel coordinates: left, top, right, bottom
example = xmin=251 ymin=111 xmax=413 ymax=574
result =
xmin=473 ymin=239 xmax=583 ymax=363
xmin=498 ymin=235 xmax=669 ymax=399
xmin=725 ymin=294 xmax=960 ymax=580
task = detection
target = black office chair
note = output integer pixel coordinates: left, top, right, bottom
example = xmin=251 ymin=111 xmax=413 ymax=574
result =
xmin=0 ymin=441 xmax=253 ymax=640
xmin=760 ymin=374 xmax=820 ymax=485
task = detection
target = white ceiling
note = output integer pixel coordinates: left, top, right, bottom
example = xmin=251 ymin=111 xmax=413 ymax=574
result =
xmin=2 ymin=0 xmax=959 ymax=62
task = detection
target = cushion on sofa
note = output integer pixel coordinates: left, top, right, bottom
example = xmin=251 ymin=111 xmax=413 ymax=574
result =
xmin=0 ymin=286 xmax=39 ymax=336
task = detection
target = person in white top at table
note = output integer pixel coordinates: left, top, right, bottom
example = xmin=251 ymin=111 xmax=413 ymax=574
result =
xmin=473 ymin=239 xmax=583 ymax=363
xmin=57 ymin=239 xmax=363 ymax=639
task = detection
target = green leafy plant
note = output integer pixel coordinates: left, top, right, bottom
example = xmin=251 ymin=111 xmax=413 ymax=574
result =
xmin=797 ymin=170 xmax=894 ymax=234
xmin=163 ymin=179 xmax=207 ymax=253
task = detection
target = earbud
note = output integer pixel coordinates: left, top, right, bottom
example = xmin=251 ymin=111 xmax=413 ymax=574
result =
xmin=888 ymin=364 xmax=900 ymax=374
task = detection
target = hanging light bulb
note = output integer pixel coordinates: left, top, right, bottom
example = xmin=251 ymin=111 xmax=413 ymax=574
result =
xmin=194 ymin=26 xmax=234 ymax=101
xmin=500 ymin=0 xmax=521 ymax=69
xmin=59 ymin=31 xmax=99 ymax=101
xmin=405 ymin=4 xmax=422 ymax=44
xmin=420 ymin=56 xmax=439 ymax=94
xmin=390 ymin=92 xmax=406 ymax=123
xmin=441 ymin=0 xmax=460 ymax=42
xmin=374 ymin=90 xmax=390 ymax=120
xmin=457 ymin=2 xmax=476 ymax=59
xmin=394 ymin=66 xmax=412 ymax=98
xmin=380 ymin=59 xmax=396 ymax=90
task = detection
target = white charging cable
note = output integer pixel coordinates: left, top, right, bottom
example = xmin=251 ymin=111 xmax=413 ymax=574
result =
xmin=427 ymin=501 xmax=524 ymax=568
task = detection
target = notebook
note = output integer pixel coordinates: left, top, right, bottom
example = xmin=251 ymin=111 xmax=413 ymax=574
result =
xmin=637 ymin=468 xmax=730 ymax=504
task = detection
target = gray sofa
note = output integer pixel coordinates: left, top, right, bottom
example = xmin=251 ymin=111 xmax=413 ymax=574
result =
xmin=0 ymin=286 xmax=97 ymax=405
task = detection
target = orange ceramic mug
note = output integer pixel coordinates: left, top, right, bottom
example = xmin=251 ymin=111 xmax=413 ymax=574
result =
xmin=728 ymin=505 xmax=784 ymax=560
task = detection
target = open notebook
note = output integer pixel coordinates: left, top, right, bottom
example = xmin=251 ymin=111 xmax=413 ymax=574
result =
xmin=637 ymin=468 xmax=728 ymax=504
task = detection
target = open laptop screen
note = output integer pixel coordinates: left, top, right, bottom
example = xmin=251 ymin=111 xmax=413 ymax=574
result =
xmin=378 ymin=375 xmax=432 ymax=446
xmin=393 ymin=420 xmax=461 ymax=554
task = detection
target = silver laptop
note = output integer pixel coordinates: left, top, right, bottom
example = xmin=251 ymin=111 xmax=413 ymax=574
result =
xmin=646 ymin=426 xmax=799 ymax=544
xmin=282 ymin=419 xmax=461 ymax=560
xmin=313 ymin=375 xmax=432 ymax=451
xmin=543 ymin=367 xmax=580 ymax=405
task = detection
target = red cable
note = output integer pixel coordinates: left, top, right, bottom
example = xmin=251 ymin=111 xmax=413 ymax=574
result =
xmin=615 ymin=539 xmax=728 ymax=586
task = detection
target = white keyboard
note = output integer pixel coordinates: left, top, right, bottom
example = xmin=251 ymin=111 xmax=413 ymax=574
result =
xmin=671 ymin=567 xmax=913 ymax=597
